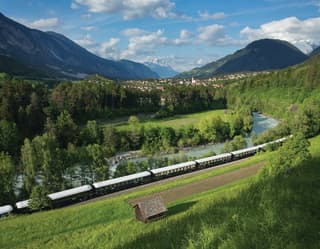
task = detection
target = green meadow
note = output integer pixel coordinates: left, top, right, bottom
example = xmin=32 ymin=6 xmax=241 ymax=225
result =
xmin=104 ymin=109 xmax=230 ymax=130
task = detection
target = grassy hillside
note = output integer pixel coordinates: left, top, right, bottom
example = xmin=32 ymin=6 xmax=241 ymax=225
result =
xmin=1 ymin=135 xmax=319 ymax=249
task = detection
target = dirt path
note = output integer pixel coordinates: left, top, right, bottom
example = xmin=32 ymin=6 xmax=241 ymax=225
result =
xmin=129 ymin=162 xmax=264 ymax=206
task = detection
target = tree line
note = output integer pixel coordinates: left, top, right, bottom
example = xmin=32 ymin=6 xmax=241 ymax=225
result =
xmin=0 ymin=74 xmax=227 ymax=206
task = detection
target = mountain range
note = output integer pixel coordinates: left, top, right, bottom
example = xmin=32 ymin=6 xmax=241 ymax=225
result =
xmin=1 ymin=12 xmax=320 ymax=81
xmin=310 ymin=46 xmax=320 ymax=57
xmin=0 ymin=12 xmax=158 ymax=80
xmin=178 ymin=39 xmax=312 ymax=78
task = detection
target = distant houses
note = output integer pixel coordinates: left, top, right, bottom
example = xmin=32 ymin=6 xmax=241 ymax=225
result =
xmin=122 ymin=71 xmax=269 ymax=92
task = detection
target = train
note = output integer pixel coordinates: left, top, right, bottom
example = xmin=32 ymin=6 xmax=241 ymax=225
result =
xmin=0 ymin=136 xmax=290 ymax=217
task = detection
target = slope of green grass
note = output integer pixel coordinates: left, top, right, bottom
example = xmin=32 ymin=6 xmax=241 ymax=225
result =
xmin=1 ymin=135 xmax=319 ymax=249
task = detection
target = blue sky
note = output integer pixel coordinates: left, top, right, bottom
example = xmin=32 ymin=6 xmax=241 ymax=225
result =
xmin=1 ymin=0 xmax=320 ymax=71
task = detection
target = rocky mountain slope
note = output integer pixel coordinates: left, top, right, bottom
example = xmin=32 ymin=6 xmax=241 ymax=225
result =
xmin=0 ymin=12 xmax=158 ymax=80
xmin=178 ymin=39 xmax=308 ymax=78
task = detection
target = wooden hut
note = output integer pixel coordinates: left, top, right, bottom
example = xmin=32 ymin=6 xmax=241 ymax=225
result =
xmin=132 ymin=195 xmax=167 ymax=222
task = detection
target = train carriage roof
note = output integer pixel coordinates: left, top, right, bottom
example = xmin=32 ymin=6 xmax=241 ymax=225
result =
xmin=93 ymin=171 xmax=151 ymax=189
xmin=48 ymin=185 xmax=93 ymax=201
xmin=16 ymin=200 xmax=29 ymax=209
xmin=195 ymin=153 xmax=232 ymax=164
xmin=150 ymin=161 xmax=196 ymax=175
xmin=0 ymin=205 xmax=13 ymax=215
xmin=231 ymin=145 xmax=261 ymax=155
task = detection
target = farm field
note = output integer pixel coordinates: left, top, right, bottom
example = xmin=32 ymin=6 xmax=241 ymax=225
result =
xmin=1 ymin=135 xmax=319 ymax=249
xmin=105 ymin=109 xmax=230 ymax=130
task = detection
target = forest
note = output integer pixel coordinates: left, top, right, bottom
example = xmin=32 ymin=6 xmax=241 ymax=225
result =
xmin=227 ymin=55 xmax=320 ymax=143
xmin=0 ymin=73 xmax=232 ymax=206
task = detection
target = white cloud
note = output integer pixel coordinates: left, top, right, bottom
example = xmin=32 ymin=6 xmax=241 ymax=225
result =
xmin=71 ymin=2 xmax=79 ymax=9
xmin=118 ymin=26 xmax=237 ymax=67
xmin=81 ymin=26 xmax=96 ymax=31
xmin=121 ymin=29 xmax=168 ymax=58
xmin=196 ymin=58 xmax=207 ymax=66
xmin=71 ymin=27 xmax=196 ymax=62
xmin=180 ymin=29 xmax=191 ymax=40
xmin=74 ymin=34 xmax=97 ymax=47
xmin=199 ymin=11 xmax=226 ymax=20
xmin=198 ymin=24 xmax=236 ymax=46
xmin=74 ymin=0 xmax=176 ymax=20
xmin=173 ymin=29 xmax=192 ymax=45
xmin=75 ymin=0 xmax=122 ymax=13
xmin=240 ymin=16 xmax=320 ymax=53
xmin=98 ymin=37 xmax=121 ymax=59
xmin=73 ymin=35 xmax=121 ymax=59
xmin=28 ymin=17 xmax=60 ymax=30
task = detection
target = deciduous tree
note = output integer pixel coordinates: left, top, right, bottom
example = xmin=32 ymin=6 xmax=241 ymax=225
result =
xmin=0 ymin=152 xmax=15 ymax=205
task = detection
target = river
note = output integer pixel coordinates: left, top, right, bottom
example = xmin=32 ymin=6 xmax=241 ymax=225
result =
xmin=109 ymin=112 xmax=279 ymax=174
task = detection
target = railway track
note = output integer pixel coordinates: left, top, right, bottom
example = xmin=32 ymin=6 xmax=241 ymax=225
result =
xmin=71 ymin=157 xmax=259 ymax=207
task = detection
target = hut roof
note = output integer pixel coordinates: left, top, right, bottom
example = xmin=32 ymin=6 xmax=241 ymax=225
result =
xmin=133 ymin=195 xmax=167 ymax=221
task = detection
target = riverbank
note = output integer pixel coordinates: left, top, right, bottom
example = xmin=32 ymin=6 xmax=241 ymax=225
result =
xmin=109 ymin=112 xmax=279 ymax=174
